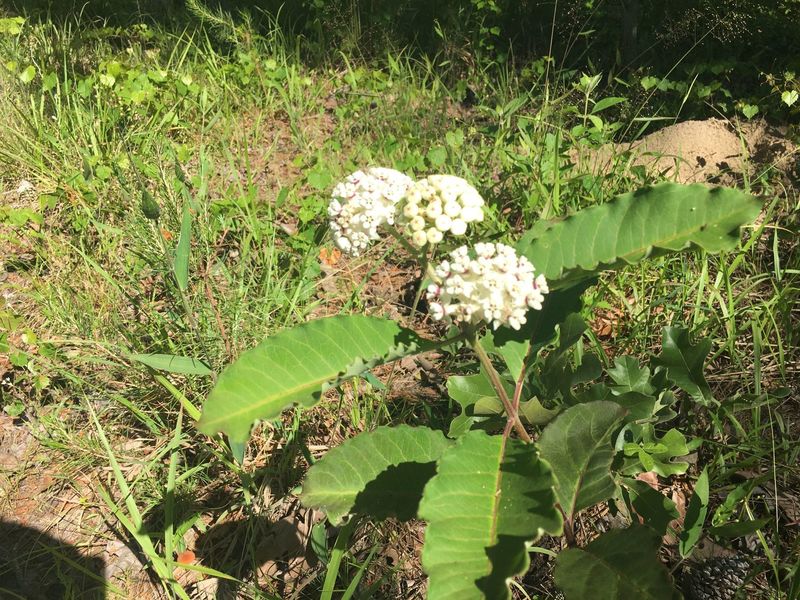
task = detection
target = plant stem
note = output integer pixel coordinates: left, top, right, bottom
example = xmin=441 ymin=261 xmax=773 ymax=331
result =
xmin=386 ymin=224 xmax=422 ymax=257
xmin=470 ymin=333 xmax=532 ymax=443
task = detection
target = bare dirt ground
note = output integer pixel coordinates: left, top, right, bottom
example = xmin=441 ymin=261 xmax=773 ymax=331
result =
xmin=572 ymin=117 xmax=798 ymax=185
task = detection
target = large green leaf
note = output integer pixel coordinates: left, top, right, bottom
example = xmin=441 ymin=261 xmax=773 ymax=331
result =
xmin=198 ymin=316 xmax=430 ymax=444
xmin=538 ymin=402 xmax=627 ymax=519
xmin=555 ymin=526 xmax=680 ymax=600
xmin=517 ymin=183 xmax=760 ymax=287
xmin=300 ymin=425 xmax=451 ymax=525
xmin=652 ymin=326 xmax=714 ymax=405
xmin=419 ymin=431 xmax=562 ymax=600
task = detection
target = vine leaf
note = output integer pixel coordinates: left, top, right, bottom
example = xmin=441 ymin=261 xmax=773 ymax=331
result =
xmin=555 ymin=526 xmax=680 ymax=600
xmin=419 ymin=430 xmax=562 ymax=600
xmin=538 ymin=401 xmax=627 ymax=520
xmin=198 ymin=316 xmax=431 ymax=446
xmin=517 ymin=182 xmax=760 ymax=288
xmin=300 ymin=425 xmax=451 ymax=525
xmin=653 ymin=326 xmax=713 ymax=405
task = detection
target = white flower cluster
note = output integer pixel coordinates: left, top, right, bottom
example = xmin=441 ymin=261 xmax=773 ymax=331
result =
xmin=400 ymin=175 xmax=485 ymax=248
xmin=426 ymin=243 xmax=549 ymax=330
xmin=328 ymin=168 xmax=414 ymax=256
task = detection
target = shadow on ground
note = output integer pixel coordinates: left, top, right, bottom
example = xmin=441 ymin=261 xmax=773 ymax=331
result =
xmin=0 ymin=520 xmax=106 ymax=600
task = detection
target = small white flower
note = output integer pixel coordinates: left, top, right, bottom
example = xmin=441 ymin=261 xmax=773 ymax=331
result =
xmin=426 ymin=242 xmax=549 ymax=330
xmin=399 ymin=175 xmax=485 ymax=248
xmin=412 ymin=230 xmax=429 ymax=247
xmin=328 ymin=167 xmax=414 ymax=256
xmin=426 ymin=227 xmax=444 ymax=245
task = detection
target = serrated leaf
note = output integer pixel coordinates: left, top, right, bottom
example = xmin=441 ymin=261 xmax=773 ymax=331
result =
xmin=518 ymin=183 xmax=760 ymax=287
xmin=129 ymin=353 xmax=212 ymax=376
xmin=653 ymin=326 xmax=714 ymax=405
xmin=199 ymin=316 xmax=431 ymax=444
xmin=555 ymin=526 xmax=679 ymax=600
xmin=301 ymin=426 xmax=451 ymax=525
xmin=419 ymin=431 xmax=562 ymax=600
xmin=538 ymin=401 xmax=627 ymax=519
xmin=679 ymin=468 xmax=709 ymax=557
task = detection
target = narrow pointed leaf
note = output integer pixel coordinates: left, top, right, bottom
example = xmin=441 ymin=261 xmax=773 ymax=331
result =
xmin=129 ymin=353 xmax=212 ymax=376
xmin=419 ymin=430 xmax=562 ymax=600
xmin=555 ymin=526 xmax=680 ymax=600
xmin=174 ymin=203 xmax=192 ymax=291
xmin=679 ymin=468 xmax=709 ymax=557
xmin=198 ymin=316 xmax=431 ymax=444
xmin=301 ymin=426 xmax=451 ymax=525
xmin=518 ymin=183 xmax=760 ymax=287
xmin=538 ymin=401 xmax=627 ymax=519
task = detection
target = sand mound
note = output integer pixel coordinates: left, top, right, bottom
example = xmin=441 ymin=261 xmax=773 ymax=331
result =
xmin=573 ymin=118 xmax=798 ymax=185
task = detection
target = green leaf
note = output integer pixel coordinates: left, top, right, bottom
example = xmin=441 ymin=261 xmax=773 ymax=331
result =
xmin=624 ymin=479 xmax=680 ymax=535
xmin=517 ymin=183 xmax=760 ymax=288
xmin=592 ymin=96 xmax=627 ymax=113
xmin=446 ymin=371 xmax=508 ymax=437
xmin=709 ymin=517 xmax=770 ymax=539
xmin=129 ymin=353 xmax=212 ymax=376
xmin=419 ymin=431 xmax=562 ymax=600
xmin=483 ymin=283 xmax=589 ymax=382
xmin=198 ymin=316 xmax=431 ymax=444
xmin=301 ymin=426 xmax=452 ymax=525
xmin=174 ymin=203 xmax=192 ymax=291
xmin=679 ymin=468 xmax=710 ymax=557
xmin=538 ymin=401 xmax=627 ymax=519
xmin=782 ymin=89 xmax=799 ymax=107
xmin=608 ymin=356 xmax=655 ymax=395
xmin=653 ymin=326 xmax=713 ymax=405
xmin=555 ymin=526 xmax=679 ymax=600
xmin=140 ymin=188 xmax=160 ymax=221
xmin=427 ymin=146 xmax=448 ymax=167
xmin=518 ymin=397 xmax=561 ymax=426
xmin=19 ymin=65 xmax=35 ymax=83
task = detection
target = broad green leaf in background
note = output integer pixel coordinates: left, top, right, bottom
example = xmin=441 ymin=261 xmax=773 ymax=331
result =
xmin=129 ymin=353 xmax=212 ymax=376
xmin=419 ymin=430 xmax=562 ymax=600
xmin=680 ymin=467 xmax=710 ymax=557
xmin=447 ymin=372 xmax=561 ymax=437
xmin=301 ymin=426 xmax=452 ymax=525
xmin=198 ymin=316 xmax=431 ymax=445
xmin=483 ymin=283 xmax=590 ymax=380
xmin=538 ymin=401 xmax=627 ymax=519
xmin=517 ymin=183 xmax=760 ymax=288
xmin=555 ymin=526 xmax=680 ymax=600
xmin=653 ymin=327 xmax=714 ymax=405
xmin=446 ymin=371 xmax=507 ymax=437
xmin=174 ymin=203 xmax=192 ymax=291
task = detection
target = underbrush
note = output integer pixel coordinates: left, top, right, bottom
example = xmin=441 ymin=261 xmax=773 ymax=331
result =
xmin=0 ymin=8 xmax=798 ymax=600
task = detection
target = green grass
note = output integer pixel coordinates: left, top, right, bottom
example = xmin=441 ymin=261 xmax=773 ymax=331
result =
xmin=0 ymin=7 xmax=798 ymax=599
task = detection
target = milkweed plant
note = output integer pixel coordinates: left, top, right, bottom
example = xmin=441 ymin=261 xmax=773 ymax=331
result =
xmin=199 ymin=166 xmax=761 ymax=600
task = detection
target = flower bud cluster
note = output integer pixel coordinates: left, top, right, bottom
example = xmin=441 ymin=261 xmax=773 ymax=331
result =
xmin=400 ymin=175 xmax=485 ymax=248
xmin=328 ymin=168 xmax=414 ymax=256
xmin=426 ymin=243 xmax=549 ymax=330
